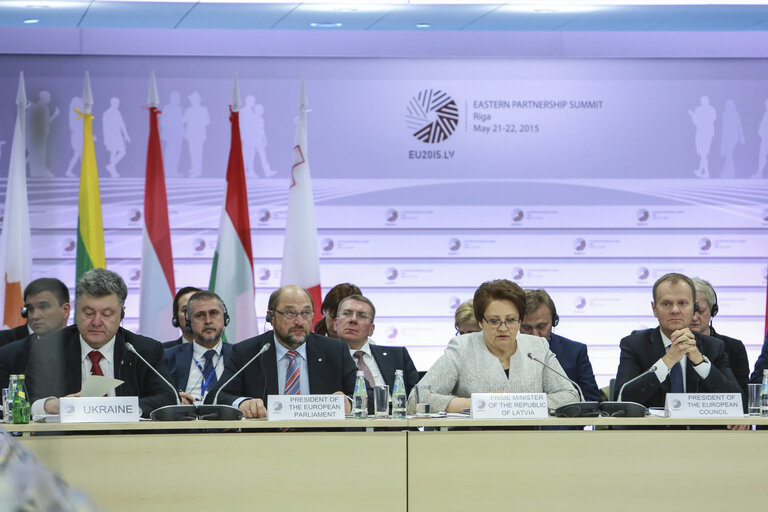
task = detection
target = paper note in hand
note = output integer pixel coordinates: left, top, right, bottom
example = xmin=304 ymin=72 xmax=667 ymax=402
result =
xmin=81 ymin=375 xmax=123 ymax=397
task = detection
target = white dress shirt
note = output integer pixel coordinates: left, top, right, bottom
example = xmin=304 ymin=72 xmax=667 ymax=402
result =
xmin=184 ymin=341 xmax=223 ymax=401
xmin=652 ymin=330 xmax=711 ymax=391
xmin=349 ymin=341 xmax=385 ymax=387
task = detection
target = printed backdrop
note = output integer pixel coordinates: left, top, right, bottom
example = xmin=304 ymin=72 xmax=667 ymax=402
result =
xmin=1 ymin=54 xmax=767 ymax=386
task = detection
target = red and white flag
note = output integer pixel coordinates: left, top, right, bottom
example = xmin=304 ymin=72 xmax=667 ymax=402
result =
xmin=280 ymin=80 xmax=322 ymax=324
xmin=0 ymin=72 xmax=32 ymax=329
xmin=209 ymin=74 xmax=258 ymax=343
xmin=139 ymin=72 xmax=177 ymax=340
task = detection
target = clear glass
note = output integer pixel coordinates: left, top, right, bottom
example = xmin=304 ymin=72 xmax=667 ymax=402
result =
xmin=415 ymin=384 xmax=431 ymax=417
xmin=373 ymin=385 xmax=390 ymax=417
xmin=748 ymin=383 xmax=761 ymax=416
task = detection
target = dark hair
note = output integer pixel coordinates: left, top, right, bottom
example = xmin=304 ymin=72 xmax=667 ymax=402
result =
xmin=523 ymin=289 xmax=557 ymax=319
xmin=75 ymin=269 xmax=128 ymax=306
xmin=24 ymin=278 xmax=69 ymax=306
xmin=337 ymin=294 xmax=376 ymax=322
xmin=321 ymin=283 xmax=361 ymax=315
xmin=185 ymin=290 xmax=225 ymax=316
xmin=652 ymin=273 xmax=696 ymax=304
xmin=173 ymin=286 xmax=202 ymax=317
xmin=473 ymin=279 xmax=527 ymax=324
xmin=268 ymin=285 xmax=315 ymax=312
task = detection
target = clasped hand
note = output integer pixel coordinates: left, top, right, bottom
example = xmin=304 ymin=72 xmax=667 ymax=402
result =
xmin=662 ymin=328 xmax=704 ymax=368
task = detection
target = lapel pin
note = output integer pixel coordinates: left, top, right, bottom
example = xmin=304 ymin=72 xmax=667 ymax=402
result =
xmin=318 ymin=357 xmax=323 ymax=362
xmin=383 ymin=352 xmax=388 ymax=356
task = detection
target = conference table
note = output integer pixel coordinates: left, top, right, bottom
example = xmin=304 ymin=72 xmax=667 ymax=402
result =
xmin=9 ymin=416 xmax=768 ymax=512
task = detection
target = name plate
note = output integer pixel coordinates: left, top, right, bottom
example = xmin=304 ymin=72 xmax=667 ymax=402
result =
xmin=665 ymin=393 xmax=743 ymax=418
xmin=60 ymin=396 xmax=140 ymax=423
xmin=470 ymin=393 xmax=548 ymax=419
xmin=267 ymin=394 xmax=346 ymax=421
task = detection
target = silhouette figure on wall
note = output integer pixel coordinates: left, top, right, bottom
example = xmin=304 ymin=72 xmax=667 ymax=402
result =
xmin=754 ymin=99 xmax=768 ymax=179
xmin=689 ymin=96 xmax=717 ymax=179
xmin=102 ymin=97 xmax=130 ymax=177
xmin=64 ymin=96 xmax=84 ymax=178
xmin=240 ymin=95 xmax=275 ymax=178
xmin=183 ymin=91 xmax=209 ymax=178
xmin=161 ymin=91 xmax=184 ymax=177
xmin=719 ymin=99 xmax=744 ymax=178
xmin=27 ymin=90 xmax=60 ymax=178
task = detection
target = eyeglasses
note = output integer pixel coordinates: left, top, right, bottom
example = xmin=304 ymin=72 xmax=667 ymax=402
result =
xmin=273 ymin=309 xmax=314 ymax=321
xmin=482 ymin=317 xmax=519 ymax=330
xmin=339 ymin=310 xmax=372 ymax=322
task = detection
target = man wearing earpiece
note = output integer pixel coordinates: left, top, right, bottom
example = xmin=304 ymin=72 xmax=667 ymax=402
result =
xmin=520 ymin=289 xmax=602 ymax=402
xmin=162 ymin=286 xmax=201 ymax=349
xmin=0 ymin=278 xmax=71 ymax=391
xmin=163 ymin=291 xmax=233 ymax=404
xmin=689 ymin=278 xmax=749 ymax=397
xmin=205 ymin=284 xmax=357 ymax=418
xmin=24 ymin=268 xmax=176 ymax=418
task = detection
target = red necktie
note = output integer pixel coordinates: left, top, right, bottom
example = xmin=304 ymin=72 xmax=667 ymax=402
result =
xmin=88 ymin=351 xmax=104 ymax=376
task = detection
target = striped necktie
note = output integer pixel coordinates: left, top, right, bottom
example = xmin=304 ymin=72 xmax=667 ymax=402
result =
xmin=284 ymin=350 xmax=301 ymax=395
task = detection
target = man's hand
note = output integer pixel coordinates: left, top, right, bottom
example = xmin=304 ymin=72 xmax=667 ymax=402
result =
xmin=671 ymin=328 xmax=704 ymax=365
xmin=44 ymin=392 xmax=80 ymax=414
xmin=333 ymin=391 xmax=352 ymax=415
xmin=179 ymin=392 xmax=196 ymax=405
xmin=238 ymin=398 xmax=267 ymax=419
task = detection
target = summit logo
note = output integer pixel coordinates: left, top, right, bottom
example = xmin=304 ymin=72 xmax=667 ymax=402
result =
xmin=406 ymin=89 xmax=459 ymax=144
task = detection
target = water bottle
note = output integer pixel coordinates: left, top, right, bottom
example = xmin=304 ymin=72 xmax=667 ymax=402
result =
xmin=352 ymin=371 xmax=367 ymax=419
xmin=12 ymin=374 xmax=30 ymax=424
xmin=5 ymin=374 xmax=18 ymax=422
xmin=761 ymin=369 xmax=768 ymax=417
xmin=391 ymin=370 xmax=407 ymax=419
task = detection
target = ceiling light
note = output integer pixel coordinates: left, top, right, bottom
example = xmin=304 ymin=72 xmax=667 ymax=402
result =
xmin=416 ymin=23 xmax=431 ymax=28
xmin=23 ymin=18 xmax=39 ymax=23
xmin=309 ymin=22 xmax=343 ymax=28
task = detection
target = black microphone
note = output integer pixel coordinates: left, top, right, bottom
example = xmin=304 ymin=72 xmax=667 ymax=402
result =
xmin=527 ymin=352 xmax=585 ymax=402
xmin=125 ymin=342 xmax=180 ymax=406
xmin=213 ymin=342 xmax=271 ymax=405
xmin=617 ymin=365 xmax=657 ymax=402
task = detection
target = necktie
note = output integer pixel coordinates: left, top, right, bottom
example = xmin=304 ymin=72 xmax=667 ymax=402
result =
xmin=354 ymin=351 xmax=375 ymax=387
xmin=285 ymin=350 xmax=301 ymax=395
xmin=88 ymin=351 xmax=104 ymax=376
xmin=669 ymin=362 xmax=684 ymax=393
xmin=202 ymin=349 xmax=218 ymax=391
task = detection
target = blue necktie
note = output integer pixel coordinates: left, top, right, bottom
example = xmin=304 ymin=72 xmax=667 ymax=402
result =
xmin=669 ymin=362 xmax=684 ymax=393
xmin=202 ymin=349 xmax=218 ymax=391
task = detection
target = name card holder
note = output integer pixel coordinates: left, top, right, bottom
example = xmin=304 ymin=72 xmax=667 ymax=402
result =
xmin=267 ymin=394 xmax=346 ymax=421
xmin=60 ymin=396 xmax=141 ymax=423
xmin=470 ymin=392 xmax=548 ymax=419
xmin=665 ymin=393 xmax=743 ymax=418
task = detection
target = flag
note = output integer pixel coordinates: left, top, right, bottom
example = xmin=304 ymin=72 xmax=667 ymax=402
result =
xmin=280 ymin=80 xmax=322 ymax=325
xmin=139 ymin=73 xmax=176 ymax=340
xmin=209 ymin=74 xmax=258 ymax=343
xmin=0 ymin=72 xmax=32 ymax=329
xmin=75 ymin=71 xmax=105 ymax=281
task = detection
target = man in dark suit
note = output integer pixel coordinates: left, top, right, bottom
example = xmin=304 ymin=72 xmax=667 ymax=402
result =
xmin=0 ymin=277 xmax=71 ymax=349
xmin=162 ymin=286 xmax=201 ymax=349
xmin=520 ymin=289 xmax=601 ymax=401
xmin=750 ymin=331 xmax=768 ymax=384
xmin=164 ymin=290 xmax=233 ymax=404
xmin=23 ymin=269 xmax=176 ymax=418
xmin=205 ymin=285 xmax=356 ymax=418
xmin=334 ymin=294 xmax=420 ymax=411
xmin=614 ymin=273 xmax=740 ymax=407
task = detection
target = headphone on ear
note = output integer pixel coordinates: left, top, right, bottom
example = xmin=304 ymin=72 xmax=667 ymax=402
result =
xmin=265 ymin=310 xmax=274 ymax=323
xmin=172 ymin=311 xmax=180 ymax=328
xmin=552 ymin=312 xmax=560 ymax=328
xmin=710 ymin=288 xmax=719 ymax=317
xmin=121 ymin=308 xmax=125 ymax=320
xmin=20 ymin=306 xmax=28 ymax=318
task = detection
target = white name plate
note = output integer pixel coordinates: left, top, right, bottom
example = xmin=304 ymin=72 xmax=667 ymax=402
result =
xmin=60 ymin=396 xmax=140 ymax=423
xmin=470 ymin=393 xmax=548 ymax=419
xmin=665 ymin=393 xmax=743 ymax=418
xmin=267 ymin=394 xmax=346 ymax=421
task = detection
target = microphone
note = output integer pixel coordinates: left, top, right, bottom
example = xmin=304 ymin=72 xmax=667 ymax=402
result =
xmin=527 ymin=352 xmax=585 ymax=402
xmin=125 ymin=342 xmax=180 ymax=406
xmin=213 ymin=342 xmax=271 ymax=405
xmin=527 ymin=352 xmax=600 ymax=418
xmin=616 ymin=365 xmax=657 ymax=402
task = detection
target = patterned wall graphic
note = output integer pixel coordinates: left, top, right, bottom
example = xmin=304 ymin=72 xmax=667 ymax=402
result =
xmin=1 ymin=55 xmax=767 ymax=386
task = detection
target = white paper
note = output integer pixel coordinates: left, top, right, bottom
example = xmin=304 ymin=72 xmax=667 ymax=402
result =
xmin=80 ymin=375 xmax=123 ymax=397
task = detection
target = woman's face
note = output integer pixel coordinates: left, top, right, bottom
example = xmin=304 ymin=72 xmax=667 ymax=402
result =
xmin=480 ymin=299 xmax=521 ymax=355
xmin=324 ymin=309 xmax=338 ymax=337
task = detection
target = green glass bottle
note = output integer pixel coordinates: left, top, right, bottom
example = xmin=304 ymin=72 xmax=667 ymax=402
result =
xmin=12 ymin=374 xmax=30 ymax=424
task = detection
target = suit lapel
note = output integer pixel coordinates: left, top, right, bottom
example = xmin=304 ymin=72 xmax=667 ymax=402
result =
xmin=306 ymin=337 xmax=327 ymax=394
xmin=370 ymin=345 xmax=395 ymax=388
xmin=65 ymin=330 xmax=83 ymax=394
xmin=176 ymin=344 xmax=193 ymax=391
xmin=263 ymin=341 xmax=279 ymax=396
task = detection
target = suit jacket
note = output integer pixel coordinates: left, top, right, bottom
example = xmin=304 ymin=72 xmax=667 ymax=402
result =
xmin=0 ymin=335 xmax=34 ymax=390
xmin=163 ymin=341 xmax=233 ymax=393
xmin=369 ymin=344 xmax=420 ymax=394
xmin=613 ymin=327 xmax=740 ymax=407
xmin=750 ymin=330 xmax=768 ymax=384
xmin=162 ymin=336 xmax=184 ymax=350
xmin=24 ymin=325 xmax=177 ymax=417
xmin=548 ymin=333 xmax=602 ymax=402
xmin=204 ymin=331 xmax=357 ymax=406
xmin=0 ymin=324 xmax=30 ymax=349
xmin=708 ymin=327 xmax=749 ymax=396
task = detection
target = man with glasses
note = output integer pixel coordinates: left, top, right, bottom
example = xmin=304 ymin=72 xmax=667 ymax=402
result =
xmin=613 ymin=273 xmax=740 ymax=407
xmin=335 ymin=295 xmax=420 ymax=410
xmin=206 ymin=285 xmax=356 ymax=418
